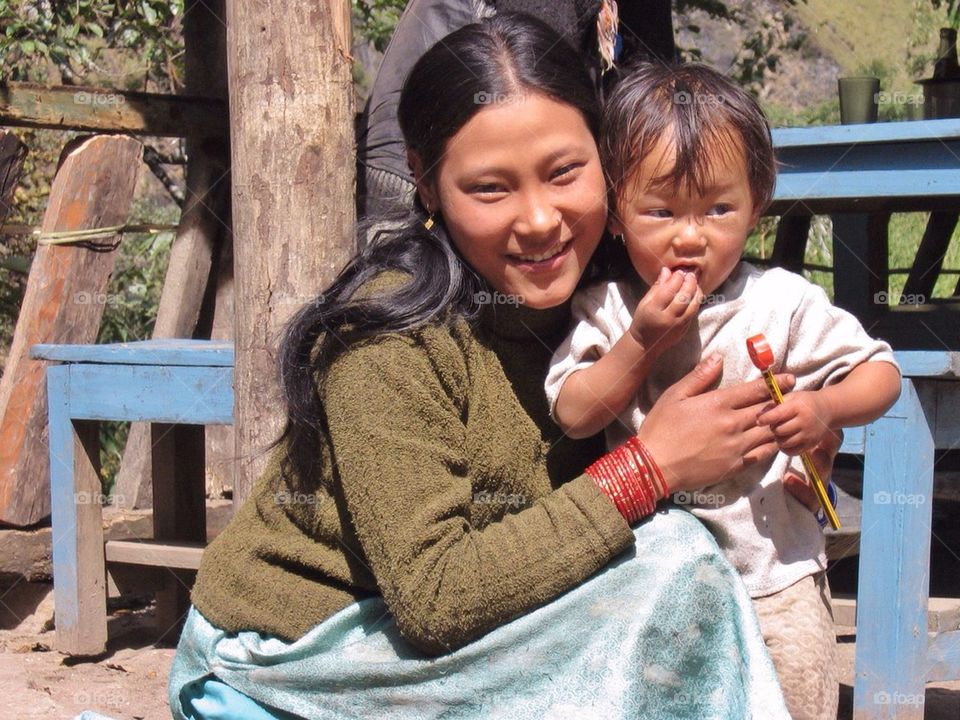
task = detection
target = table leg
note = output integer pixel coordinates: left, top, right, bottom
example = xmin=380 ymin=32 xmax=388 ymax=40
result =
xmin=853 ymin=378 xmax=934 ymax=719
xmin=831 ymin=212 xmax=888 ymax=322
xmin=151 ymin=422 xmax=206 ymax=644
xmin=47 ymin=365 xmax=107 ymax=655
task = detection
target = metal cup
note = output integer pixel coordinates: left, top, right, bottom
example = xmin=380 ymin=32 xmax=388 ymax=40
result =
xmin=838 ymin=77 xmax=880 ymax=124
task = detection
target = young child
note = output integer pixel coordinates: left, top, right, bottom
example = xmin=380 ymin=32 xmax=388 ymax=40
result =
xmin=545 ymin=63 xmax=902 ymax=720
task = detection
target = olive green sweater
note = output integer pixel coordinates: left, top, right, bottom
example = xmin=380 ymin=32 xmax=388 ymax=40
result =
xmin=191 ymin=298 xmax=636 ymax=655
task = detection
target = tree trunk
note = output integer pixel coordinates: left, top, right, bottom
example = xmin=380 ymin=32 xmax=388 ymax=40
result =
xmin=113 ymin=0 xmax=231 ymax=509
xmin=227 ymin=0 xmax=356 ymax=504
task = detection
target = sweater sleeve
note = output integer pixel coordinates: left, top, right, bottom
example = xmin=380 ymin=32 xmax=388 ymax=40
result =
xmin=320 ymin=328 xmax=635 ymax=656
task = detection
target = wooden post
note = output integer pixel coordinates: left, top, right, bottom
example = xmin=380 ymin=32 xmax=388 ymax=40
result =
xmin=0 ymin=130 xmax=27 ymax=224
xmin=203 ymin=232 xmax=235 ymax=499
xmin=227 ymin=0 xmax=356 ymax=503
xmin=113 ymin=0 xmax=231 ymax=510
xmin=0 ymin=135 xmax=142 ymax=526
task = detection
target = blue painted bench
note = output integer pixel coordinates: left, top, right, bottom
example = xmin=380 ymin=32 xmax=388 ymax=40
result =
xmin=768 ymin=119 xmax=960 ymax=719
xmin=30 ymin=339 xmax=233 ymax=656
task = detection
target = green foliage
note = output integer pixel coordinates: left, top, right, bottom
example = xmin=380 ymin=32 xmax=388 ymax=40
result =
xmin=352 ymin=0 xmax=405 ymax=52
xmin=931 ymin=0 xmax=960 ymax=28
xmin=0 ymin=0 xmax=185 ymax=89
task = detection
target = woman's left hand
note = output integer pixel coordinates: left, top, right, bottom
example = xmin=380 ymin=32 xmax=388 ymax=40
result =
xmin=782 ymin=428 xmax=843 ymax=513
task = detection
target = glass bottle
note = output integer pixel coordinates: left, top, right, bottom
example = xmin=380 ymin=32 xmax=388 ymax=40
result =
xmin=934 ymin=28 xmax=960 ymax=80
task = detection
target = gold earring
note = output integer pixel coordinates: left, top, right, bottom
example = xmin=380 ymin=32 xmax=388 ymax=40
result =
xmin=423 ymin=212 xmax=435 ymax=230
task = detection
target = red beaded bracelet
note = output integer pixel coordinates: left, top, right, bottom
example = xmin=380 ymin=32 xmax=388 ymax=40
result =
xmin=585 ymin=438 xmax=665 ymax=524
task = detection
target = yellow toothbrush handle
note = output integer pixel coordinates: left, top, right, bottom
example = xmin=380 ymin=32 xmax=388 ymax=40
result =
xmin=762 ymin=370 xmax=841 ymax=530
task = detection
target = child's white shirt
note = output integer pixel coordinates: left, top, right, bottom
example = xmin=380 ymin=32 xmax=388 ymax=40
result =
xmin=545 ymin=262 xmax=899 ymax=597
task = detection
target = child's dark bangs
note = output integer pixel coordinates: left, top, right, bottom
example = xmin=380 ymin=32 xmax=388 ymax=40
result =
xmin=669 ymin=98 xmax=744 ymax=199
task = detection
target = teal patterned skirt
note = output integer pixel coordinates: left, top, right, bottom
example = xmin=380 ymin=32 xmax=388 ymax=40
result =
xmin=169 ymin=507 xmax=788 ymax=719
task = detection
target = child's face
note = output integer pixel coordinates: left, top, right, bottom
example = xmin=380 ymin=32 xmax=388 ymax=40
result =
xmin=610 ymin=132 xmax=760 ymax=296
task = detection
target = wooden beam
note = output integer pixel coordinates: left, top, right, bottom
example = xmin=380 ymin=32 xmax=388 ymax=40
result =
xmin=771 ymin=213 xmax=812 ymax=273
xmin=902 ymin=211 xmax=959 ymax=301
xmin=0 ymin=135 xmax=141 ymax=526
xmin=113 ymin=0 xmax=231 ymax=510
xmin=105 ymin=539 xmax=205 ymax=570
xmin=0 ymin=82 xmax=227 ymax=138
xmin=228 ymin=0 xmax=356 ymax=503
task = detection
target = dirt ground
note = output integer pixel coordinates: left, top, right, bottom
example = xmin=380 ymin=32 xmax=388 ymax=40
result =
xmin=2 ymin=578 xmax=959 ymax=720
xmin=0 ymin=583 xmax=174 ymax=720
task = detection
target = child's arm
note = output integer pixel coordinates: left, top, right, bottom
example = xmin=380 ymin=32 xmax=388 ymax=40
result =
xmin=757 ymin=360 xmax=901 ymax=455
xmin=555 ymin=269 xmax=702 ymax=439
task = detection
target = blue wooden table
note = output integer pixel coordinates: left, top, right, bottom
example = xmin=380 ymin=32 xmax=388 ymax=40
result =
xmin=30 ymin=339 xmax=233 ymax=656
xmin=768 ymin=120 xmax=960 ymax=719
xmin=770 ymin=118 xmax=960 ymax=350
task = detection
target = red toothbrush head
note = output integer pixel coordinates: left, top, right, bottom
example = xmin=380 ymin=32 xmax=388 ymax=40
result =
xmin=746 ymin=333 xmax=775 ymax=371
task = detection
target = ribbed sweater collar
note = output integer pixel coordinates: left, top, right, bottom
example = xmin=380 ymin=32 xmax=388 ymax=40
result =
xmin=478 ymin=298 xmax=572 ymax=343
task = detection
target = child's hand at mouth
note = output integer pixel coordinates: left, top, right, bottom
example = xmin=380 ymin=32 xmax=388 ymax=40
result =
xmin=629 ymin=267 xmax=703 ymax=354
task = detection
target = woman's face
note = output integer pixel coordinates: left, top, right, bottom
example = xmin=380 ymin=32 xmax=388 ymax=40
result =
xmin=414 ymin=92 xmax=608 ymax=309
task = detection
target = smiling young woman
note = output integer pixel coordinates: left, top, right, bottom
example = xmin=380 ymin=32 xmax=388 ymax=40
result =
xmin=168 ymin=13 xmax=798 ymax=720
xmin=409 ymin=92 xmax=608 ymax=309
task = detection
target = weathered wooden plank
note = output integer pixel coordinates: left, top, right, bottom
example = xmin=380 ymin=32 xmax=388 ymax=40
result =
xmin=0 ymin=82 xmax=227 ymax=138
xmin=228 ymin=0 xmax=356 ymax=502
xmin=853 ymin=379 xmax=935 ymax=720
xmin=770 ymin=212 xmax=811 ymax=274
xmin=105 ymin=540 xmax=204 ymax=569
xmin=115 ymin=0 xmax=232 ymax=510
xmin=772 ymin=118 xmax=960 ymax=148
xmin=53 ymin=364 xmax=233 ymax=424
xmin=832 ymin=212 xmax=888 ymax=324
xmin=838 ymin=426 xmax=866 ymax=455
xmin=902 ymin=211 xmax=959 ymax=300
xmin=30 ymin=339 xmax=234 ymax=366
xmin=894 ymin=350 xmax=960 ymax=379
xmin=0 ymin=135 xmax=141 ymax=526
xmin=204 ymin=232 xmax=236 ymax=500
xmin=0 ymin=130 xmax=27 ymax=224
xmin=47 ymin=362 xmax=107 ymax=655
xmin=151 ymin=422 xmax=205 ymax=643
xmin=823 ymin=595 xmax=960 ymax=635
xmin=927 ymin=630 xmax=960 ymax=683
xmin=869 ymin=307 xmax=960 ymax=350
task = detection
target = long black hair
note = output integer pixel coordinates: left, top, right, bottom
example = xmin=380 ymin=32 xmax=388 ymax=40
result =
xmin=276 ymin=12 xmax=613 ymax=459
